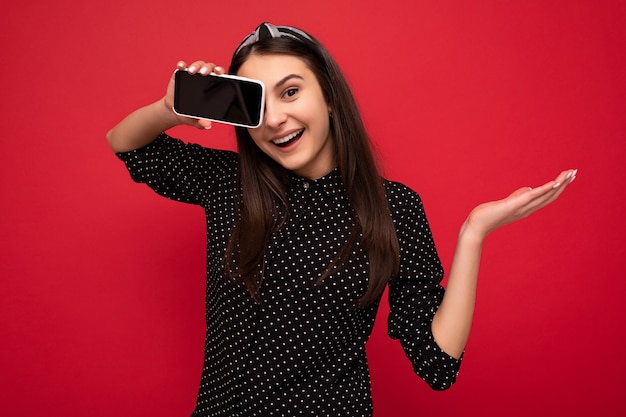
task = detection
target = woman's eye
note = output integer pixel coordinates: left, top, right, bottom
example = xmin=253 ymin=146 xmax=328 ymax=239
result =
xmin=283 ymin=88 xmax=298 ymax=98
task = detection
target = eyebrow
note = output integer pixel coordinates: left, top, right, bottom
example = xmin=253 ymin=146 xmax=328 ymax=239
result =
xmin=274 ymin=74 xmax=304 ymax=91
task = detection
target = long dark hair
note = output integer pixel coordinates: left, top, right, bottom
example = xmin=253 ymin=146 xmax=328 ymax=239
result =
xmin=224 ymin=30 xmax=400 ymax=307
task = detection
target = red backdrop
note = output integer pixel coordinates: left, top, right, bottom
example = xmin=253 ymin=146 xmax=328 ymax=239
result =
xmin=1 ymin=1 xmax=624 ymax=416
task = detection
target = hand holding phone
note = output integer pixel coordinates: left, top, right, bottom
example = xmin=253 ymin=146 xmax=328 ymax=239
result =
xmin=173 ymin=70 xmax=265 ymax=128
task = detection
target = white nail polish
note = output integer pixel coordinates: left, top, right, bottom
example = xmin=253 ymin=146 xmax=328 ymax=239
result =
xmin=188 ymin=65 xmax=197 ymax=73
xmin=552 ymin=182 xmax=562 ymax=189
xmin=199 ymin=67 xmax=208 ymax=75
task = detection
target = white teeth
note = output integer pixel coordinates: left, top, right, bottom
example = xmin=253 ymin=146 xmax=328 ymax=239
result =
xmin=273 ymin=129 xmax=303 ymax=145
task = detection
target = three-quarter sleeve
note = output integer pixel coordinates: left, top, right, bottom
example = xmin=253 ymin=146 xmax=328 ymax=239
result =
xmin=115 ymin=133 xmax=239 ymax=206
xmin=386 ymin=182 xmax=462 ymax=390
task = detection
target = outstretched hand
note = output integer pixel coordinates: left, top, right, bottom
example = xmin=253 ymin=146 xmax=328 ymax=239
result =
xmin=463 ymin=169 xmax=577 ymax=240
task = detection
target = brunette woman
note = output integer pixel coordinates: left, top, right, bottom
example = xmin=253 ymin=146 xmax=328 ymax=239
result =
xmin=107 ymin=22 xmax=575 ymax=417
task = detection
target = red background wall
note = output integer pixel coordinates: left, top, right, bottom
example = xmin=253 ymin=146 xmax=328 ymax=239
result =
xmin=1 ymin=1 xmax=624 ymax=416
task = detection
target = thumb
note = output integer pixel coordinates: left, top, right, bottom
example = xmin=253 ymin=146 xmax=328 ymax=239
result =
xmin=196 ymin=119 xmax=213 ymax=130
xmin=508 ymin=186 xmax=533 ymax=199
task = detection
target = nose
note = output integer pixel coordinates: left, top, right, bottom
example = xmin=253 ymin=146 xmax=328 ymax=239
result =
xmin=263 ymin=99 xmax=287 ymax=129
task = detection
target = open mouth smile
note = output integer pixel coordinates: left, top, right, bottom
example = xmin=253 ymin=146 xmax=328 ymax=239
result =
xmin=272 ymin=129 xmax=304 ymax=148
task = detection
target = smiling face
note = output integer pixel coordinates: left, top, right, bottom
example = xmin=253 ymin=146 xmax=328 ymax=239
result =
xmin=236 ymin=53 xmax=335 ymax=180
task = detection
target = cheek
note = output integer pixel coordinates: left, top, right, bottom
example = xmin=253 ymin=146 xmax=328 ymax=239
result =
xmin=316 ymin=108 xmax=332 ymax=136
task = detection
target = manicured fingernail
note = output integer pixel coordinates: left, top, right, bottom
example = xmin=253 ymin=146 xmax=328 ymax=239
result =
xmin=199 ymin=67 xmax=209 ymax=75
xmin=569 ymin=175 xmax=576 ymax=184
xmin=552 ymin=182 xmax=562 ymax=189
xmin=188 ymin=65 xmax=197 ymax=73
xmin=566 ymin=171 xmax=573 ymax=180
xmin=214 ymin=66 xmax=224 ymax=73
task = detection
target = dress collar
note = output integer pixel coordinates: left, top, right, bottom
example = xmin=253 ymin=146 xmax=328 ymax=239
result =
xmin=289 ymin=168 xmax=344 ymax=203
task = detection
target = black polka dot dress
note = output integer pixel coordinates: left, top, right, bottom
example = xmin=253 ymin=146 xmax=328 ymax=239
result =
xmin=117 ymin=133 xmax=462 ymax=417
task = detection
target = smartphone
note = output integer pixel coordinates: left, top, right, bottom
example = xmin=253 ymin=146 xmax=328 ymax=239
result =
xmin=173 ymin=70 xmax=265 ymax=128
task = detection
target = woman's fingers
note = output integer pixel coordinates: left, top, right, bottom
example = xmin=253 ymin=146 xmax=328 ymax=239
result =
xmin=466 ymin=169 xmax=578 ymax=237
xmin=532 ymin=169 xmax=577 ymax=199
xmin=508 ymin=169 xmax=578 ymax=218
xmin=168 ymin=59 xmax=224 ymax=130
xmin=183 ymin=60 xmax=224 ymax=75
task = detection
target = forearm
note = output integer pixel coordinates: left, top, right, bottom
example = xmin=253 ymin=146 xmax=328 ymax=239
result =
xmin=106 ymin=98 xmax=181 ymax=153
xmin=431 ymin=221 xmax=485 ymax=359
xmin=430 ymin=169 xmax=575 ymax=360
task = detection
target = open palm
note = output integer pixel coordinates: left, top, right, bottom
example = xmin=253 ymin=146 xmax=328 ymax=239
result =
xmin=465 ymin=169 xmax=577 ymax=239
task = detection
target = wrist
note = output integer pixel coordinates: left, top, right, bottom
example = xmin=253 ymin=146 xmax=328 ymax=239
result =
xmin=157 ymin=97 xmax=182 ymax=126
xmin=459 ymin=219 xmax=488 ymax=247
xmin=135 ymin=98 xmax=183 ymax=134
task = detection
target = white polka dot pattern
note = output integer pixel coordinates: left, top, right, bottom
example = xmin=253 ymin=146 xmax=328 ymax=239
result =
xmin=117 ymin=133 xmax=462 ymax=416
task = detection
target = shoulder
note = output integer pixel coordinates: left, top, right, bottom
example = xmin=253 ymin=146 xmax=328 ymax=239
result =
xmin=383 ymin=179 xmax=425 ymax=214
xmin=382 ymin=178 xmax=434 ymax=236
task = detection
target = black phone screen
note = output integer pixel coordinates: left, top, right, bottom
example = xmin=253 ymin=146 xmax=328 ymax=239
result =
xmin=173 ymin=71 xmax=265 ymax=128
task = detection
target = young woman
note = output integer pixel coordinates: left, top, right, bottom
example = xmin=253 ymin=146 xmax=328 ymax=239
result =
xmin=107 ymin=22 xmax=575 ymax=417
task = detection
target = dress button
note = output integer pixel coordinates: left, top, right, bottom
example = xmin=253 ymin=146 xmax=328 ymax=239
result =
xmin=303 ymin=182 xmax=310 ymax=190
